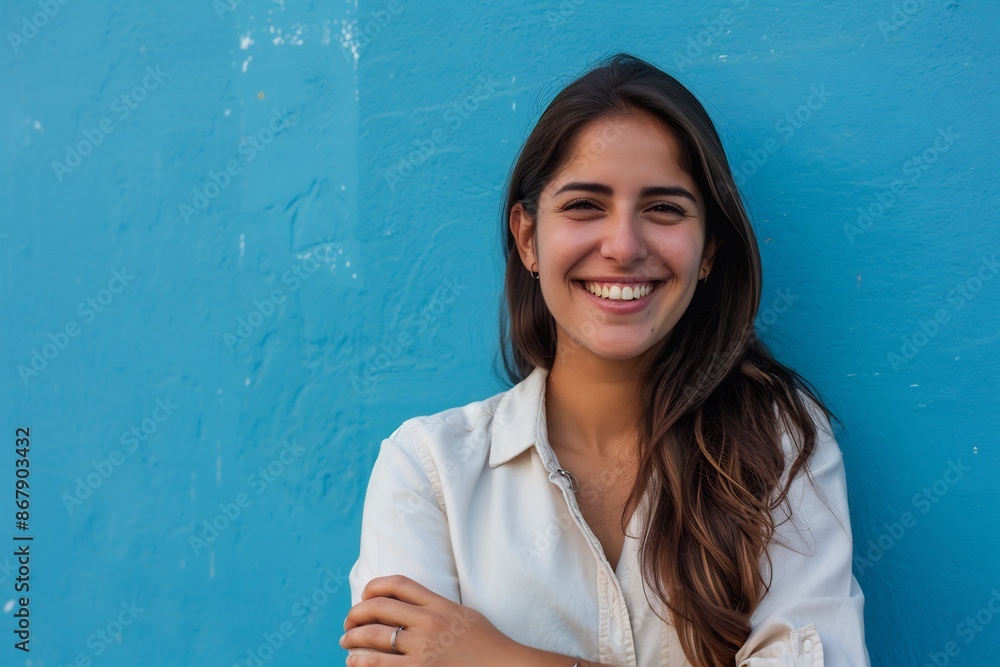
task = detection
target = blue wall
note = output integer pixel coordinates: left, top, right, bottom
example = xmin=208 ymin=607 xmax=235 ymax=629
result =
xmin=2 ymin=1 xmax=997 ymax=665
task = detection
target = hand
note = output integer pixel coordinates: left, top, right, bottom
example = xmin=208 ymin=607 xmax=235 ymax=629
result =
xmin=342 ymin=574 xmax=525 ymax=666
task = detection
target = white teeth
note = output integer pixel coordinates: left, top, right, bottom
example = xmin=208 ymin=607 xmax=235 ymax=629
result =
xmin=584 ymin=281 xmax=656 ymax=301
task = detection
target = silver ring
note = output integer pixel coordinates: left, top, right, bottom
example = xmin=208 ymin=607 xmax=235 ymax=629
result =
xmin=390 ymin=625 xmax=403 ymax=654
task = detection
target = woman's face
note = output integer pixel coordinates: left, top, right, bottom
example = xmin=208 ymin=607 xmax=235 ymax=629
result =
xmin=511 ymin=111 xmax=718 ymax=363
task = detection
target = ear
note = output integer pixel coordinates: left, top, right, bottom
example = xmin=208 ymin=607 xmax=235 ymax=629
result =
xmin=702 ymin=233 xmax=723 ymax=275
xmin=509 ymin=202 xmax=537 ymax=270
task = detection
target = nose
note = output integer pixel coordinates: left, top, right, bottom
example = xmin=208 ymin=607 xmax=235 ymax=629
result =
xmin=600 ymin=205 xmax=648 ymax=265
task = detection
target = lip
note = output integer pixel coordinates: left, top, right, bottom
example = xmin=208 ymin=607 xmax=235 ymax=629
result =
xmin=577 ymin=276 xmax=660 ymax=284
xmin=573 ymin=280 xmax=664 ymax=314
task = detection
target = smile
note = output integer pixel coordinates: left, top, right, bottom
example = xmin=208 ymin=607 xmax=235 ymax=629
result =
xmin=576 ymin=280 xmax=663 ymax=301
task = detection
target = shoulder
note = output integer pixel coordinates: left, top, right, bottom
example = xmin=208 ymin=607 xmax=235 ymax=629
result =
xmin=383 ymin=386 xmax=509 ymax=485
xmin=394 ymin=387 xmax=505 ymax=436
xmin=775 ymin=387 xmax=843 ymax=479
xmin=391 ymin=386 xmax=507 ymax=446
xmin=770 ymin=387 xmax=854 ymax=540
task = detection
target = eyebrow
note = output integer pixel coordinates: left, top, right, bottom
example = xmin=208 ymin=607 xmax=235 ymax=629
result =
xmin=553 ymin=181 xmax=698 ymax=204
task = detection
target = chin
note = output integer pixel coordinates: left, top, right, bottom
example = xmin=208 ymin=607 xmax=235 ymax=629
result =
xmin=586 ymin=339 xmax=656 ymax=361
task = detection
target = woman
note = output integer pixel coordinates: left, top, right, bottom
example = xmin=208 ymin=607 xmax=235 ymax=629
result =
xmin=342 ymin=53 xmax=869 ymax=666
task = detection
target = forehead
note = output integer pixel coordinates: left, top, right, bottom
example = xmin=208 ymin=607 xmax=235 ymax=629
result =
xmin=546 ymin=111 xmax=694 ymax=195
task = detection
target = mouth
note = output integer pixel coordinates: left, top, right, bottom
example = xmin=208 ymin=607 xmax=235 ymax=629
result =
xmin=573 ymin=280 xmax=665 ymax=302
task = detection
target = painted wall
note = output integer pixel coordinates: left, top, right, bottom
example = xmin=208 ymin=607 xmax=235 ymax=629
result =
xmin=2 ymin=0 xmax=997 ymax=664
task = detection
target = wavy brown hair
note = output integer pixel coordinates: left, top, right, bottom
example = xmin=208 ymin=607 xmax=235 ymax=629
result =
xmin=494 ymin=52 xmax=842 ymax=666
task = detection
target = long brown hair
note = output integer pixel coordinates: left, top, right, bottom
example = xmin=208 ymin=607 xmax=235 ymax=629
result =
xmin=495 ymin=52 xmax=841 ymax=666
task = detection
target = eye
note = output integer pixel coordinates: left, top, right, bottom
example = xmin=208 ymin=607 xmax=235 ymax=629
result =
xmin=561 ymin=199 xmax=687 ymax=215
xmin=562 ymin=198 xmax=601 ymax=211
xmin=649 ymin=202 xmax=685 ymax=216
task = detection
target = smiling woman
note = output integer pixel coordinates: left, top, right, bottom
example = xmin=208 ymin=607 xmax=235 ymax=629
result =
xmin=345 ymin=53 xmax=870 ymax=667
xmin=511 ymin=110 xmax=716 ymax=359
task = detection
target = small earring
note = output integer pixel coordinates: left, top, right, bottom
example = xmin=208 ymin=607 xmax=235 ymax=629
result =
xmin=529 ymin=262 xmax=539 ymax=280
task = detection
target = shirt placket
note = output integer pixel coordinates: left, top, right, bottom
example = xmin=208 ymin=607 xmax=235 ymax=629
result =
xmin=537 ymin=445 xmax=639 ymax=667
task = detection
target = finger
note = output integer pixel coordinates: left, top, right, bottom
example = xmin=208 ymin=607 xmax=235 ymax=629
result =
xmin=360 ymin=574 xmax=439 ymax=606
xmin=342 ymin=622 xmax=409 ymax=655
xmin=344 ymin=646 xmax=412 ymax=666
xmin=344 ymin=595 xmax=422 ymax=632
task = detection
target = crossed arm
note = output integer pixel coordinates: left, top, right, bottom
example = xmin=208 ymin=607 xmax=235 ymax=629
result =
xmin=342 ymin=573 xmax=618 ymax=667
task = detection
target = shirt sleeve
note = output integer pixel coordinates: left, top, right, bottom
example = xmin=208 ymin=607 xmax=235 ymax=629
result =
xmin=734 ymin=396 xmax=871 ymax=667
xmin=348 ymin=426 xmax=461 ymax=607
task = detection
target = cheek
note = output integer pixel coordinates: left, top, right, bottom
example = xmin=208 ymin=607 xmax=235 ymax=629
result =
xmin=653 ymin=232 xmax=705 ymax=273
xmin=541 ymin=228 xmax=587 ymax=268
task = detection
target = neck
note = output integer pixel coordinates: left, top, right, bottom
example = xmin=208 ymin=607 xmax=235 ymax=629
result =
xmin=544 ymin=343 xmax=645 ymax=462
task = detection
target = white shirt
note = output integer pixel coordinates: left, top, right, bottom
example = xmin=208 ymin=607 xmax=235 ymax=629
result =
xmin=349 ymin=365 xmax=870 ymax=666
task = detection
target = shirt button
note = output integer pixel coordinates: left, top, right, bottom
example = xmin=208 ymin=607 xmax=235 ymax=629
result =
xmin=803 ymin=638 xmax=813 ymax=653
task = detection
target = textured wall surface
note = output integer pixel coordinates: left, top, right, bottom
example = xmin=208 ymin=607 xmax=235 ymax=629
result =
xmin=2 ymin=0 xmax=997 ymax=665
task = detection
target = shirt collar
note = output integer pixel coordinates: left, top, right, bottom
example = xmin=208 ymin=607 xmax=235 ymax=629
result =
xmin=489 ymin=365 xmax=552 ymax=468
